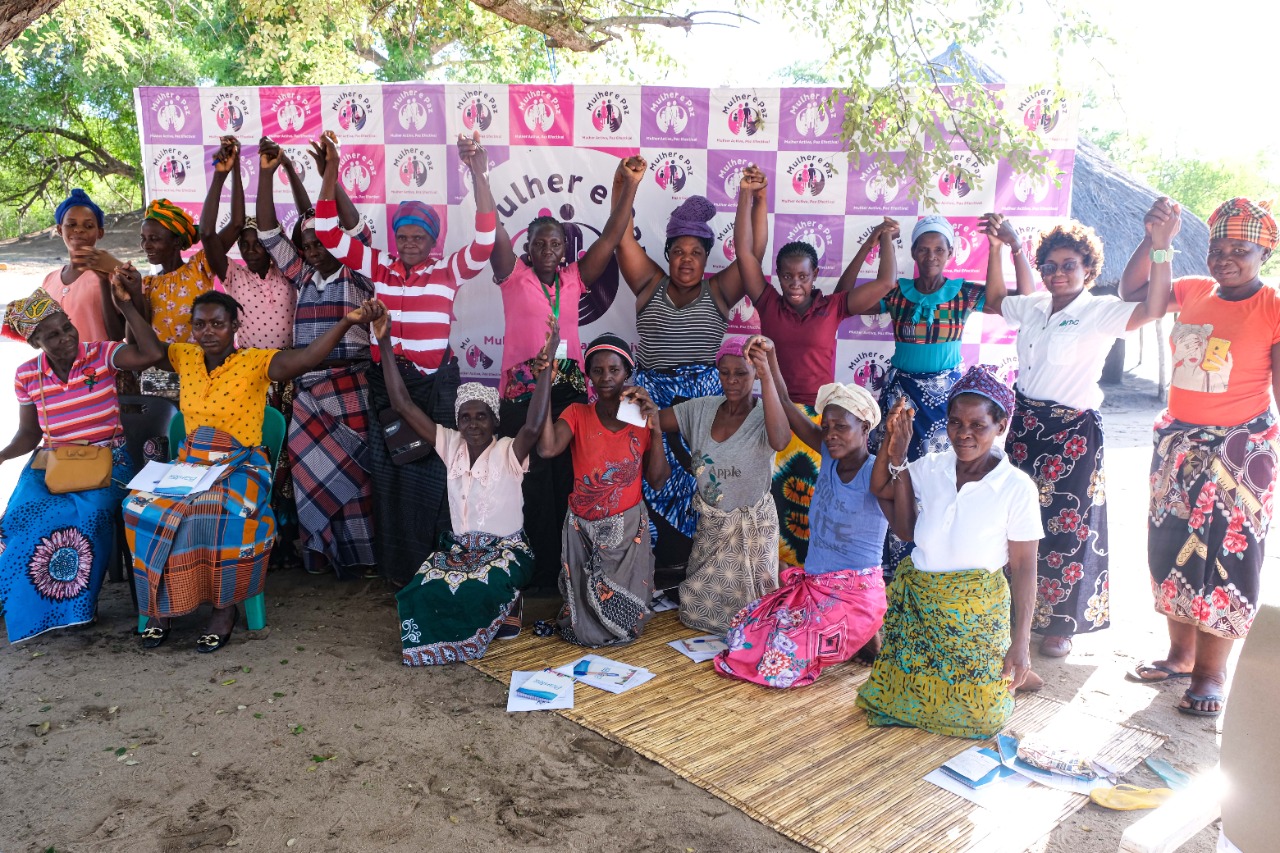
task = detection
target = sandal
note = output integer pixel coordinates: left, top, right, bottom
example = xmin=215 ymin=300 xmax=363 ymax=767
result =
xmin=1125 ymin=662 xmax=1193 ymax=683
xmin=1089 ymin=784 xmax=1174 ymax=811
xmin=1176 ymin=690 xmax=1225 ymax=718
xmin=495 ymin=595 xmax=523 ymax=641
xmin=1038 ymin=635 xmax=1072 ymax=658
xmin=196 ymin=609 xmax=238 ymax=654
xmin=140 ymin=624 xmax=170 ymax=650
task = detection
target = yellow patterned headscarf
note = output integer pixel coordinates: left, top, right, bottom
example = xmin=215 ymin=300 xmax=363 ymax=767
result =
xmin=3 ymin=287 xmax=63 ymax=342
xmin=145 ymin=198 xmax=198 ymax=249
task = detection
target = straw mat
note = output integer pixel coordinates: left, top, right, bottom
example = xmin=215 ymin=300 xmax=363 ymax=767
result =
xmin=469 ymin=612 xmax=1166 ymax=853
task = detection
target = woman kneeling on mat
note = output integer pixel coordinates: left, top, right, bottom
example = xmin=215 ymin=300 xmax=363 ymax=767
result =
xmin=127 ymin=292 xmax=378 ymax=652
xmin=857 ymin=366 xmax=1043 ymax=737
xmin=387 ymin=304 xmax=554 ymax=665
xmin=715 ymin=368 xmax=890 ymax=688
xmin=539 ymin=334 xmax=669 ymax=647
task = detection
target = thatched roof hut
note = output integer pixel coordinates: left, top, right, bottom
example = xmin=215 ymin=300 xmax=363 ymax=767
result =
xmin=1070 ymin=139 xmax=1210 ymax=285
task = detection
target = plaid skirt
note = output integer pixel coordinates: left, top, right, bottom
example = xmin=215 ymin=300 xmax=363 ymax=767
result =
xmin=125 ymin=427 xmax=275 ymax=618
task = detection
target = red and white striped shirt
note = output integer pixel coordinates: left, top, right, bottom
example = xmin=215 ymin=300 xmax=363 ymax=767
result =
xmin=15 ymin=341 xmax=124 ymax=445
xmin=314 ymin=199 xmax=496 ymax=375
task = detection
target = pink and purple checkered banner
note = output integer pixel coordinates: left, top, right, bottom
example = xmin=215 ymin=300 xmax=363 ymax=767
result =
xmin=136 ymin=83 xmax=1077 ymax=390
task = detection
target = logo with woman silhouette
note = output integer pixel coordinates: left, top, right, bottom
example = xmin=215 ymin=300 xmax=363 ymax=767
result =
xmin=586 ymin=91 xmax=628 ymax=134
xmin=330 ymin=91 xmax=374 ymax=132
xmin=650 ymin=152 xmax=693 ymax=194
xmin=210 ymin=91 xmax=249 ymax=133
xmin=270 ymin=91 xmax=310 ymax=134
xmin=392 ymin=148 xmax=433 ymax=189
xmin=791 ymin=94 xmax=831 ymax=138
xmin=1019 ymin=88 xmax=1064 ymax=134
xmin=460 ymin=96 xmax=495 ymax=132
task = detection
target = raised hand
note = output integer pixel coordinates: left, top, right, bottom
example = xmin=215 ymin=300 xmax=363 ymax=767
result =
xmin=884 ymin=397 xmax=915 ymax=462
xmin=259 ymin=136 xmax=285 ymax=170
xmin=980 ymin=212 xmax=1019 ymax=247
xmin=70 ymin=246 xmax=120 ymax=275
xmin=1149 ymin=200 xmax=1182 ymax=248
xmin=619 ymin=155 xmax=647 ymax=187
xmin=346 ymin=297 xmax=386 ymax=328
xmin=1144 ymin=196 xmax=1178 ymax=241
xmin=876 ymin=216 xmax=901 ymax=241
xmin=740 ymin=163 xmax=768 ymax=195
xmin=213 ymin=136 xmax=239 ymax=173
xmin=457 ymin=131 xmax=487 ymax=174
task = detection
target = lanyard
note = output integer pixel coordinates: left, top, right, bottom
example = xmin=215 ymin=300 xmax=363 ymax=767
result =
xmin=539 ymin=272 xmax=561 ymax=319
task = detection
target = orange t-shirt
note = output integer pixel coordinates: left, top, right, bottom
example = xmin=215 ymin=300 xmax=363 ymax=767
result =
xmin=1168 ymin=276 xmax=1280 ymax=425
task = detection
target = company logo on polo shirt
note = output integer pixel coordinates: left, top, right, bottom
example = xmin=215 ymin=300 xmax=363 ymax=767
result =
xmin=717 ymin=156 xmax=752 ymax=200
xmin=650 ymin=151 xmax=693 ymax=193
xmin=340 ymin=151 xmax=378 ymax=194
xmin=210 ymin=91 xmax=249 ymax=133
xmin=786 ymin=155 xmax=834 ymax=197
xmin=1019 ymin=88 xmax=1063 ymax=134
xmin=586 ymin=90 xmax=629 ymax=134
xmin=723 ymin=93 xmax=767 ymax=137
xmin=393 ymin=148 xmax=433 ymax=188
xmin=153 ymin=92 xmax=193 ymax=132
xmin=331 ymin=91 xmax=372 ymax=131
xmin=391 ymin=89 xmax=434 ymax=131
xmin=651 ymin=91 xmax=694 ymax=135
xmin=783 ymin=218 xmax=834 ymax=262
xmin=790 ymin=92 xmax=831 ymax=138
xmin=271 ymin=91 xmax=311 ymax=132
xmin=152 ymin=148 xmax=191 ymax=186
xmin=457 ymin=90 xmax=498 ymax=132
xmin=518 ymin=88 xmax=561 ymax=132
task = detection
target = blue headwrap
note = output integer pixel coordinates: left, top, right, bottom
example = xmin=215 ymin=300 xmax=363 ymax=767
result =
xmin=392 ymin=200 xmax=441 ymax=241
xmin=55 ymin=188 xmax=104 ymax=228
xmin=911 ymin=214 xmax=954 ymax=248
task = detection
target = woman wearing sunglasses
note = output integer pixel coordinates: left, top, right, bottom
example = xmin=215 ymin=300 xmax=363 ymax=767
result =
xmin=983 ymin=213 xmax=1173 ymax=659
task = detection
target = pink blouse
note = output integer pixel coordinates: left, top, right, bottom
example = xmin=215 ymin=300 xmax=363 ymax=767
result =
xmin=498 ymin=260 xmax=585 ymax=395
xmin=222 ymin=261 xmax=297 ymax=350
xmin=43 ymin=268 xmax=112 ymax=342
xmin=435 ymin=429 xmax=528 ymax=537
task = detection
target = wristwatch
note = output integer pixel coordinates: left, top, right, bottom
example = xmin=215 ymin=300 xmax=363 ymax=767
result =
xmin=1150 ymin=248 xmax=1175 ymax=264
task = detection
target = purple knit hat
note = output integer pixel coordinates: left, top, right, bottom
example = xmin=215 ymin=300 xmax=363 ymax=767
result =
xmin=715 ymin=335 xmax=751 ymax=364
xmin=665 ymin=195 xmax=716 ymax=241
xmin=947 ymin=364 xmax=1015 ymax=417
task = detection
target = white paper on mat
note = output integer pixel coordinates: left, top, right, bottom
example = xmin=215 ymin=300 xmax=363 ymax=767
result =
xmin=555 ymin=655 xmax=656 ymax=694
xmin=125 ymin=460 xmax=173 ymax=492
xmin=507 ymin=670 xmax=575 ymax=712
xmin=616 ymin=399 xmax=647 ymax=427
xmin=667 ymin=636 xmax=727 ymax=663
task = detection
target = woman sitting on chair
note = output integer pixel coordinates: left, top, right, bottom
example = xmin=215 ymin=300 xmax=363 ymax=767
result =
xmin=125 ymin=291 xmax=378 ymax=652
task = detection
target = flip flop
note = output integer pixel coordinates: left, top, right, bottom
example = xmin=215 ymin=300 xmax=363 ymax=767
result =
xmin=1176 ymin=690 xmax=1225 ymax=718
xmin=1144 ymin=757 xmax=1191 ymax=790
xmin=1125 ymin=662 xmax=1193 ymax=683
xmin=1090 ymin=784 xmax=1175 ymax=811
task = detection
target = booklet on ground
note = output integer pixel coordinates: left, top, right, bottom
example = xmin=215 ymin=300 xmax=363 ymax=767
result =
xmin=507 ymin=669 xmax=575 ymax=712
xmin=668 ymin=635 xmax=728 ymax=663
xmin=555 ymin=655 xmax=655 ymax=694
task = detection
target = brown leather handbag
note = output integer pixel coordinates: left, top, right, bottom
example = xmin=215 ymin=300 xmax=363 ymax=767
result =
xmin=35 ymin=355 xmax=115 ymax=494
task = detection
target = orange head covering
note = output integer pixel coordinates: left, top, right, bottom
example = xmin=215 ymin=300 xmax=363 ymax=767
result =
xmin=1207 ymin=197 xmax=1277 ymax=251
xmin=145 ymin=198 xmax=198 ymax=249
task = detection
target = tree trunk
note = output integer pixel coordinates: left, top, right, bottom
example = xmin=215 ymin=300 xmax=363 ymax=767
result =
xmin=0 ymin=0 xmax=63 ymax=49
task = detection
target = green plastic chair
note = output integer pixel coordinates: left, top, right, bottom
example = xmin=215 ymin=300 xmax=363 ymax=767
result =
xmin=135 ymin=407 xmax=287 ymax=634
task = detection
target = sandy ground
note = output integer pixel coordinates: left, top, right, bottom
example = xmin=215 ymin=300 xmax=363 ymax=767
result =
xmin=0 ymin=238 xmax=1256 ymax=852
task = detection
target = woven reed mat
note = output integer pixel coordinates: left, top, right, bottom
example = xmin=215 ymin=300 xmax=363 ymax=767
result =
xmin=469 ymin=612 xmax=1166 ymax=853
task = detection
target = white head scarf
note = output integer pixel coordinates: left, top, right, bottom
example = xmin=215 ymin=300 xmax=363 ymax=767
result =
xmin=911 ymin=214 xmax=955 ymax=248
xmin=815 ymin=382 xmax=881 ymax=430
xmin=454 ymin=382 xmax=501 ymax=424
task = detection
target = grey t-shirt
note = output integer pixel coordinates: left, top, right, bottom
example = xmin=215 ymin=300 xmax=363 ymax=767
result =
xmin=673 ymin=395 xmax=774 ymax=511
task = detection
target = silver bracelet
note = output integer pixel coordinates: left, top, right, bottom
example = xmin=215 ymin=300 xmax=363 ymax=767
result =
xmin=888 ymin=460 xmax=909 ymax=480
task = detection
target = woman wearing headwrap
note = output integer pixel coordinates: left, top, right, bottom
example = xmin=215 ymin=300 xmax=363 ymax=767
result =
xmin=734 ymin=165 xmax=901 ymax=565
xmin=486 ymin=152 xmax=647 ymax=590
xmin=858 ymin=366 xmax=1043 ymax=738
xmin=255 ymin=135 xmax=379 ymax=579
xmin=625 ymin=335 xmax=790 ymax=634
xmin=714 ymin=361 xmax=891 ymax=688
xmin=0 ymin=281 xmax=164 ymax=643
xmin=865 ymin=212 xmax=1010 ymax=578
xmin=314 ymin=131 xmax=497 ymax=586
xmin=615 ymin=181 xmax=767 ymax=578
xmin=202 ymin=144 xmax=301 ymax=570
xmin=113 ymin=137 xmax=244 ymax=399
xmin=125 ymin=293 xmax=382 ymax=653
xmin=539 ymin=334 xmax=671 ymax=646
xmin=984 ymin=213 xmax=1172 ymax=659
xmin=43 ymin=188 xmax=123 ymax=342
xmin=377 ymin=304 xmax=555 ymax=663
xmin=1119 ymin=196 xmax=1280 ymax=718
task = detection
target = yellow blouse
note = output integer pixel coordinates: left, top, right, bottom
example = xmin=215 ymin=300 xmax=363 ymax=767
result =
xmin=171 ymin=343 xmax=276 ymax=447
xmin=144 ymin=249 xmax=218 ymax=344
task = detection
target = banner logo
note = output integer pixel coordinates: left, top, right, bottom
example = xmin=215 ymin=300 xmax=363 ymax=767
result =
xmin=652 ymin=92 xmax=693 ymax=135
xmin=153 ymin=92 xmax=193 ymax=132
xmin=786 ymin=155 xmax=834 ymax=197
xmin=1019 ymin=88 xmax=1063 ymax=134
xmin=393 ymin=148 xmax=433 ymax=188
xmin=340 ymin=151 xmax=377 ymax=194
xmin=724 ymin=93 xmax=767 ymax=137
xmin=518 ymin=89 xmax=561 ymax=132
xmin=210 ymin=91 xmax=249 ymax=133
xmin=152 ymin=148 xmax=192 ymax=187
xmin=790 ymin=92 xmax=831 ymax=138
xmin=458 ymin=90 xmax=498 ymax=132
xmin=393 ymin=90 xmax=434 ymax=131
xmin=784 ymin=218 xmax=834 ymax=262
xmin=271 ymin=91 xmax=310 ymax=132
xmin=331 ymin=91 xmax=373 ymax=131
xmin=650 ymin=152 xmax=692 ymax=193
xmin=586 ymin=91 xmax=629 ymax=134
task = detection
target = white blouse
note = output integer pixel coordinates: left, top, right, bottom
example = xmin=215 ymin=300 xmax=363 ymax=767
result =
xmin=1001 ymin=290 xmax=1137 ymax=411
xmin=908 ymin=449 xmax=1044 ymax=573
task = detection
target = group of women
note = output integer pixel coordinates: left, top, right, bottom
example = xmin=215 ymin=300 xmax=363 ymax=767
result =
xmin=0 ymin=126 xmax=1275 ymax=733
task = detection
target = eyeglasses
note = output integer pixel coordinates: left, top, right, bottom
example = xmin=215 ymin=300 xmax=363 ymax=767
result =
xmin=1039 ymin=261 xmax=1080 ymax=276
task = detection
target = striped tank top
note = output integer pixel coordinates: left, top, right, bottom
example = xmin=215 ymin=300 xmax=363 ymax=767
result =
xmin=635 ymin=278 xmax=727 ymax=370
